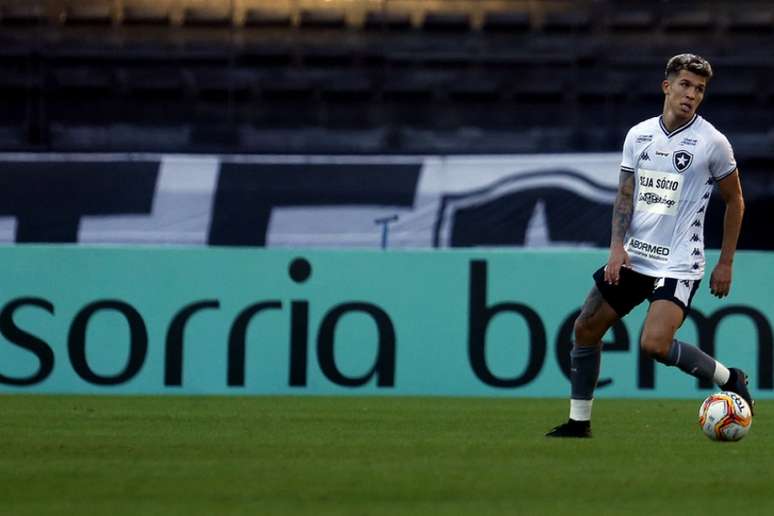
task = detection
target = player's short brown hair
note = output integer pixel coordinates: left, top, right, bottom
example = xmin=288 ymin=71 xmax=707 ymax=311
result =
xmin=665 ymin=53 xmax=713 ymax=80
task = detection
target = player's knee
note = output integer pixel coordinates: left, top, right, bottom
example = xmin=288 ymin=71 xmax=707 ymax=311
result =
xmin=573 ymin=316 xmax=602 ymax=345
xmin=640 ymin=331 xmax=671 ymax=361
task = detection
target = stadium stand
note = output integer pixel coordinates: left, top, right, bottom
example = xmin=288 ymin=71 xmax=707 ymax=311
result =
xmin=122 ymin=4 xmax=172 ymax=26
xmin=604 ymin=10 xmax=657 ymax=33
xmin=541 ymin=9 xmax=593 ymax=34
xmin=243 ymin=8 xmax=293 ymax=28
xmin=0 ymin=0 xmax=772 ymax=156
xmin=661 ymin=10 xmax=716 ymax=34
xmin=726 ymin=10 xmax=774 ymax=34
xmin=63 ymin=4 xmax=114 ymax=26
xmin=182 ymin=7 xmax=233 ymax=28
xmin=363 ymin=10 xmax=413 ymax=31
xmin=299 ymin=9 xmax=347 ymax=29
xmin=481 ymin=10 xmax=530 ymax=34
xmin=422 ymin=11 xmax=471 ymax=32
xmin=0 ymin=2 xmax=46 ymax=25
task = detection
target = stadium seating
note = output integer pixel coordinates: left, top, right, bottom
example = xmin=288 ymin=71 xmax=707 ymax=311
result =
xmin=0 ymin=2 xmax=46 ymax=26
xmin=0 ymin=0 xmax=773 ymax=156
xmin=363 ymin=10 xmax=413 ymax=31
xmin=182 ymin=7 xmax=233 ymax=28
xmin=298 ymin=9 xmax=347 ymax=29
xmin=422 ymin=11 xmax=471 ymax=32
xmin=726 ymin=10 xmax=774 ymax=34
xmin=541 ymin=9 xmax=592 ymax=34
xmin=604 ymin=10 xmax=657 ymax=33
xmin=122 ymin=5 xmax=171 ymax=26
xmin=662 ymin=10 xmax=716 ymax=34
xmin=63 ymin=4 xmax=113 ymax=26
xmin=481 ymin=11 xmax=531 ymax=33
xmin=243 ymin=8 xmax=292 ymax=28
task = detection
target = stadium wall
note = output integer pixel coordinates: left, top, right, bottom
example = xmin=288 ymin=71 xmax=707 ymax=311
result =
xmin=0 ymin=246 xmax=771 ymax=399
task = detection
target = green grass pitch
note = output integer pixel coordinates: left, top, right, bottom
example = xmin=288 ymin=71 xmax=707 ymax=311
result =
xmin=1 ymin=395 xmax=771 ymax=515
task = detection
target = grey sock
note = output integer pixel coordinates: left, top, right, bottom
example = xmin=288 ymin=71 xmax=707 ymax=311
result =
xmin=657 ymin=339 xmax=716 ymax=382
xmin=570 ymin=344 xmax=601 ymax=400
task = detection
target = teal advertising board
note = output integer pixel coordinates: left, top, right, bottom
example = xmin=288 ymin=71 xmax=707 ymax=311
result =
xmin=0 ymin=246 xmax=771 ymax=398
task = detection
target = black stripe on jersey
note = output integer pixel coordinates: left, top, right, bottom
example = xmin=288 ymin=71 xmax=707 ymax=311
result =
xmin=621 ymin=166 xmax=635 ymax=173
xmin=715 ymin=166 xmax=738 ymax=182
xmin=658 ymin=114 xmax=698 ymax=138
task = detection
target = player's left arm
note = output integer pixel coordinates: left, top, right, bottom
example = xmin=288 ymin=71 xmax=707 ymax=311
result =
xmin=710 ymin=169 xmax=745 ymax=298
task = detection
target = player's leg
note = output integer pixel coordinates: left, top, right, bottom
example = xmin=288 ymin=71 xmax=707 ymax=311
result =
xmin=547 ymin=266 xmax=657 ymax=437
xmin=641 ymin=299 xmax=722 ymax=379
xmin=570 ymin=287 xmax=620 ymax=412
xmin=644 ymin=280 xmax=754 ymax=412
xmin=546 ymin=285 xmax=619 ymax=438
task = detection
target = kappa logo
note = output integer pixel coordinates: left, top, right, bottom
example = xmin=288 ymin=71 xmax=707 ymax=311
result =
xmin=640 ymin=151 xmax=650 ymax=161
xmin=673 ymin=150 xmax=693 ymax=172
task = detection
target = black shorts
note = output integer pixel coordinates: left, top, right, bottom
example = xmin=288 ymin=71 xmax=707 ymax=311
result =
xmin=592 ymin=265 xmax=701 ymax=318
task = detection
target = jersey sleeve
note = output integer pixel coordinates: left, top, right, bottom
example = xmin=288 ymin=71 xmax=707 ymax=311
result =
xmin=620 ymin=127 xmax=636 ymax=173
xmin=708 ymin=132 xmax=737 ymax=181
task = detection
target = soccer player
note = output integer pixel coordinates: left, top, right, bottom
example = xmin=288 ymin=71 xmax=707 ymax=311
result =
xmin=546 ymin=53 xmax=753 ymax=438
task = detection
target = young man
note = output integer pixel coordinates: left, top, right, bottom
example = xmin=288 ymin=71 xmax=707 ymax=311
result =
xmin=546 ymin=53 xmax=752 ymax=438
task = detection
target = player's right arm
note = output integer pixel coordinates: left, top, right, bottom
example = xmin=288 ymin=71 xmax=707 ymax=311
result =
xmin=605 ymin=170 xmax=634 ymax=285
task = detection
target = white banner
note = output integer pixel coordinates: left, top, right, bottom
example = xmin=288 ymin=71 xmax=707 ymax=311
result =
xmin=0 ymin=153 xmax=621 ymax=248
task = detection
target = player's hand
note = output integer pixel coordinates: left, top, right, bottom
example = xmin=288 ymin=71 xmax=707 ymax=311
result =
xmin=604 ymin=245 xmax=631 ymax=285
xmin=710 ymin=262 xmax=732 ymax=298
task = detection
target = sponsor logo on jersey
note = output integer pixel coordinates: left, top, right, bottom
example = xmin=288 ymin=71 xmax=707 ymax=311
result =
xmin=638 ymin=176 xmax=680 ymax=191
xmin=627 ymin=237 xmax=671 ymax=262
xmin=636 ymin=168 xmax=683 ymax=215
xmin=655 ymin=150 xmax=670 ymax=157
xmin=636 ymin=134 xmax=653 ymax=143
xmin=681 ymin=138 xmax=698 ymax=146
xmin=673 ymin=150 xmax=693 ymax=172
xmin=639 ymin=192 xmax=676 ymax=208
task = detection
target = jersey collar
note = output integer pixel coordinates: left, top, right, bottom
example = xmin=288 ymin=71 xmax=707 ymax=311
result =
xmin=659 ymin=114 xmax=698 ymax=138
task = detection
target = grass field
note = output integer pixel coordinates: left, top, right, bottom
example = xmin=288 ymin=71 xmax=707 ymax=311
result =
xmin=0 ymin=395 xmax=771 ymax=516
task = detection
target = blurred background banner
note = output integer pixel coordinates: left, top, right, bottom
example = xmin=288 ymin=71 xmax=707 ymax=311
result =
xmin=0 ymin=246 xmax=771 ymax=398
xmin=1 ymin=152 xmax=771 ymax=249
xmin=0 ymin=152 xmax=618 ymax=248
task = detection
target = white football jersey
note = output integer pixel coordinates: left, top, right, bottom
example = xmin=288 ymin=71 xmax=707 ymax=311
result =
xmin=620 ymin=114 xmax=737 ymax=279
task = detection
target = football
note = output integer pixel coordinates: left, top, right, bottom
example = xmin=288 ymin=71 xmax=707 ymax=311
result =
xmin=698 ymin=391 xmax=752 ymax=441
